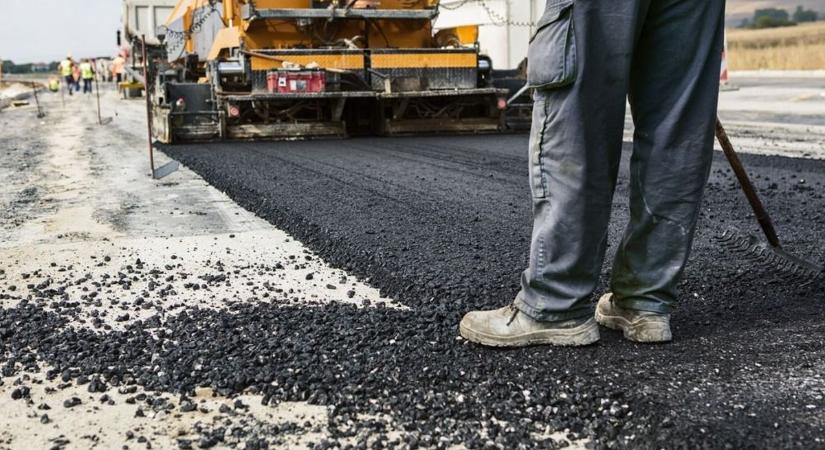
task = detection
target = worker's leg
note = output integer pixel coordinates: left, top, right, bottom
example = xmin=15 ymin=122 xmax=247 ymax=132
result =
xmin=513 ymin=0 xmax=649 ymax=321
xmin=459 ymin=0 xmax=652 ymax=346
xmin=64 ymin=76 xmax=73 ymax=96
xmin=610 ymin=0 xmax=725 ymax=313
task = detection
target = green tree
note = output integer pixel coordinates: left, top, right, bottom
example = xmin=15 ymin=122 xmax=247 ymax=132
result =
xmin=0 ymin=60 xmax=40 ymax=74
xmin=792 ymin=5 xmax=818 ymax=23
xmin=754 ymin=8 xmax=791 ymax=22
xmin=752 ymin=8 xmax=795 ymax=28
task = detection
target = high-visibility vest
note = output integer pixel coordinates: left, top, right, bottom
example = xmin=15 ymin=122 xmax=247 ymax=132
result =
xmin=111 ymin=57 xmax=125 ymax=75
xmin=60 ymin=60 xmax=73 ymax=77
xmin=80 ymin=62 xmax=94 ymax=79
xmin=48 ymin=78 xmax=60 ymax=91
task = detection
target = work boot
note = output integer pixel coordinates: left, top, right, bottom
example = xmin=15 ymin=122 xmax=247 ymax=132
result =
xmin=459 ymin=304 xmax=599 ymax=347
xmin=595 ymin=293 xmax=672 ymax=343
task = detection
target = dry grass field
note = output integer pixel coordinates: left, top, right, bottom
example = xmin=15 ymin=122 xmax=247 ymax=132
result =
xmin=727 ymin=21 xmax=825 ymax=70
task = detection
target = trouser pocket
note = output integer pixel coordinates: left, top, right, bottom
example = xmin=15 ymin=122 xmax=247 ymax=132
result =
xmin=529 ymin=97 xmax=551 ymax=198
xmin=527 ymin=0 xmax=577 ymax=89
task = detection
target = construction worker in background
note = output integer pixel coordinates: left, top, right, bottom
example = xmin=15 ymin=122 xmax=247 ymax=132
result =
xmin=72 ymin=63 xmax=81 ymax=93
xmin=48 ymin=76 xmax=60 ymax=93
xmin=80 ymin=59 xmax=95 ymax=94
xmin=59 ymin=55 xmax=75 ymax=96
xmin=111 ymin=54 xmax=125 ymax=84
xmin=96 ymin=58 xmax=112 ymax=82
xmin=459 ymin=0 xmax=726 ymax=346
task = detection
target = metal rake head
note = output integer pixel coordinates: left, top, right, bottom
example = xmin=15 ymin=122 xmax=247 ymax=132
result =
xmin=716 ymin=228 xmax=824 ymax=286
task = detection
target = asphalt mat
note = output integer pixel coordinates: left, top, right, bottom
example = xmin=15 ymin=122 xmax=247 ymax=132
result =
xmin=162 ymin=136 xmax=825 ymax=449
xmin=4 ymin=132 xmax=825 ymax=449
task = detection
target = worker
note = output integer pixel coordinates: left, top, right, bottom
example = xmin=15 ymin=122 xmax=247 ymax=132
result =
xmin=96 ymin=58 xmax=111 ymax=82
xmin=111 ymin=55 xmax=125 ymax=84
xmin=459 ymin=0 xmax=725 ymax=346
xmin=59 ymin=54 xmax=75 ymax=96
xmin=47 ymin=76 xmax=60 ymax=93
xmin=72 ymin=63 xmax=81 ymax=93
xmin=80 ymin=59 xmax=95 ymax=94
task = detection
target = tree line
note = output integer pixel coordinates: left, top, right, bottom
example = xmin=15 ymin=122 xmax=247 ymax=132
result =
xmin=0 ymin=60 xmax=60 ymax=74
xmin=739 ymin=5 xmax=820 ymax=29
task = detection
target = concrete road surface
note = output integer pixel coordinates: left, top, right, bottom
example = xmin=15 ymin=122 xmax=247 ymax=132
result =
xmin=0 ymin=87 xmax=402 ymax=450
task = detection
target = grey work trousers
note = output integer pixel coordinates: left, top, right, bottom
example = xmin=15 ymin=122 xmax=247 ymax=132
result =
xmin=515 ymin=0 xmax=726 ymax=321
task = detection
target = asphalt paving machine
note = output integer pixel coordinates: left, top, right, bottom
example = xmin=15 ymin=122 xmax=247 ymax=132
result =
xmin=150 ymin=0 xmax=522 ymax=143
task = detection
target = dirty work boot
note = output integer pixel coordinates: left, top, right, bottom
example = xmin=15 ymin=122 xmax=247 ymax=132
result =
xmin=459 ymin=304 xmax=599 ymax=347
xmin=595 ymin=293 xmax=672 ymax=343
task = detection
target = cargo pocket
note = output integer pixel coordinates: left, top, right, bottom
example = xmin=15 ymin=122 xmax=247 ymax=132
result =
xmin=527 ymin=0 xmax=576 ymax=90
xmin=529 ymin=96 xmax=551 ymax=199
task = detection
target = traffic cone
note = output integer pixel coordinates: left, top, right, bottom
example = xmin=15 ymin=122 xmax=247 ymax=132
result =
xmin=720 ymin=51 xmax=729 ymax=84
xmin=720 ymin=30 xmax=738 ymax=91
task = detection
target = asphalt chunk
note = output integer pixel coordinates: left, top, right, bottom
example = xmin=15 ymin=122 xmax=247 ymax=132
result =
xmin=179 ymin=401 xmax=196 ymax=412
xmin=11 ymin=386 xmax=30 ymax=400
xmin=63 ymin=397 xmax=81 ymax=408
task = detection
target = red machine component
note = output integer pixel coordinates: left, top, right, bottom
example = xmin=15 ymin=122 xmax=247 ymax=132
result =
xmin=267 ymin=70 xmax=326 ymax=94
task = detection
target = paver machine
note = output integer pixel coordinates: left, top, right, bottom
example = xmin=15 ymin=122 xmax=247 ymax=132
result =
xmin=151 ymin=0 xmax=515 ymax=143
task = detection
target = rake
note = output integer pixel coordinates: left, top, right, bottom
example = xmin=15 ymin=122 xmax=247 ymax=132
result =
xmin=94 ymin=74 xmax=113 ymax=125
xmin=714 ymin=118 xmax=823 ymax=284
xmin=31 ymin=82 xmax=45 ymax=119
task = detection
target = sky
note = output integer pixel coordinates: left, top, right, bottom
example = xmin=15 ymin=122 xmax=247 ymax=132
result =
xmin=0 ymin=0 xmax=122 ymax=64
xmin=1 ymin=0 xmax=824 ymax=64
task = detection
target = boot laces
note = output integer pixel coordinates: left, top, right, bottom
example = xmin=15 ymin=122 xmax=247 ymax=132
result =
xmin=506 ymin=303 xmax=519 ymax=326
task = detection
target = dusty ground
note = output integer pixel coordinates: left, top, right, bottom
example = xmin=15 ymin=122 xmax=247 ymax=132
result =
xmin=0 ymin=87 xmax=410 ymax=450
xmin=1 ymin=76 xmax=824 ymax=449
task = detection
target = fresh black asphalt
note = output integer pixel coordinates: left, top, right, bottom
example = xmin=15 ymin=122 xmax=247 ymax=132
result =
xmin=3 ymin=132 xmax=824 ymax=449
xmin=163 ymin=135 xmax=824 ymax=448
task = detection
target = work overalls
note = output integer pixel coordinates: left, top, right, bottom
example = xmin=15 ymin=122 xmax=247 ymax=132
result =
xmin=515 ymin=0 xmax=726 ymax=320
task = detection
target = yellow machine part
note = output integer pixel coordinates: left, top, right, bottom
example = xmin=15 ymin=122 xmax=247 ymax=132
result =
xmin=370 ymin=52 xmax=476 ymax=69
xmin=248 ymin=51 xmax=476 ymax=71
xmin=162 ymin=0 xmax=459 ymax=66
xmin=249 ymin=53 xmax=366 ymax=71
xmin=207 ymin=27 xmax=240 ymax=60
xmin=239 ymin=0 xmax=436 ymax=52
xmin=434 ymin=25 xmax=480 ymax=48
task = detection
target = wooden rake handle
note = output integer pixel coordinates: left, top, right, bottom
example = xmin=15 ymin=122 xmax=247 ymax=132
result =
xmin=715 ymin=117 xmax=781 ymax=248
